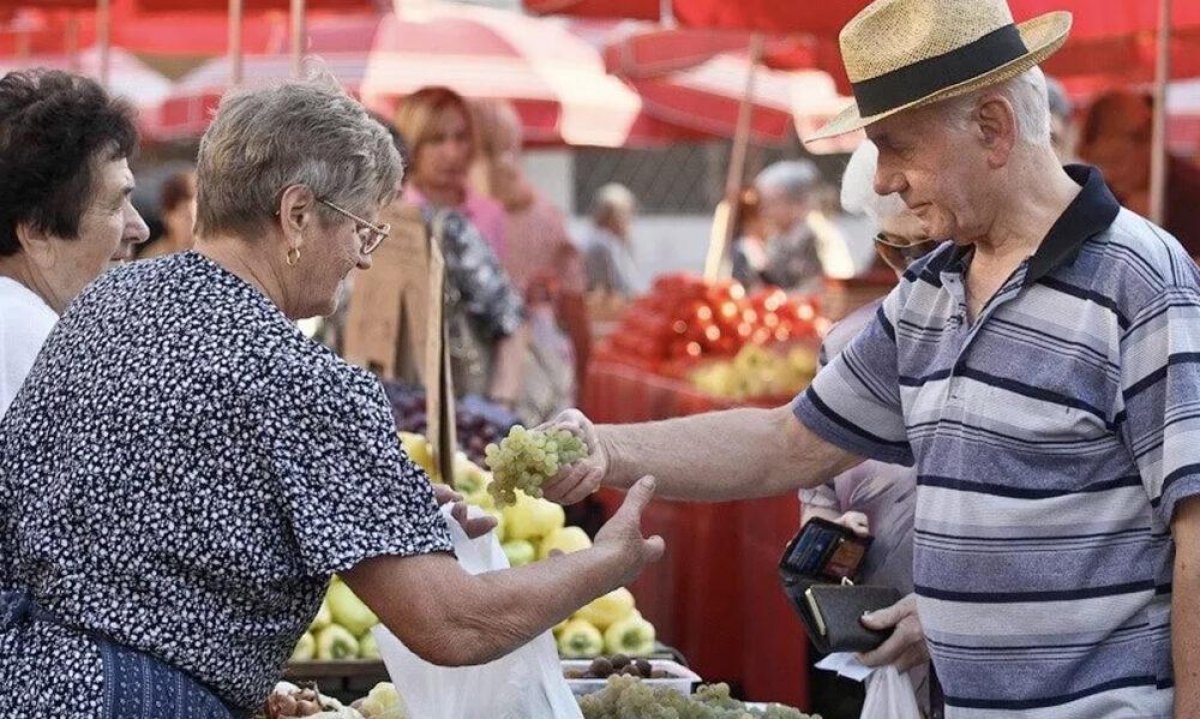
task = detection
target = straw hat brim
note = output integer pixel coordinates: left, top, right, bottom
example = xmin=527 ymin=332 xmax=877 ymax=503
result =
xmin=806 ymin=11 xmax=1071 ymax=143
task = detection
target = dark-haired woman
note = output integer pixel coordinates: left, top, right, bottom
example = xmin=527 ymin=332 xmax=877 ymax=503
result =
xmin=0 ymin=69 xmax=149 ymax=416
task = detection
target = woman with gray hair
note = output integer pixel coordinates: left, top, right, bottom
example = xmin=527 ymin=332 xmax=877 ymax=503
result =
xmin=0 ymin=77 xmax=663 ymax=718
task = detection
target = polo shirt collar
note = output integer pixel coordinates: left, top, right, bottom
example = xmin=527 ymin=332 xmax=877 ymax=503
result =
xmin=926 ymin=165 xmax=1121 ymax=285
xmin=1024 ymin=164 xmax=1121 ymax=285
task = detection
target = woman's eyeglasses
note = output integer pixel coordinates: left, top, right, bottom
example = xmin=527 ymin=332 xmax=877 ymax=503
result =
xmin=319 ymin=199 xmax=390 ymax=254
xmin=874 ymin=231 xmax=939 ymax=261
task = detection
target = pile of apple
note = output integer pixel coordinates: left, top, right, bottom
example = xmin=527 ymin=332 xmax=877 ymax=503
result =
xmin=289 ymin=431 xmax=659 ymax=663
xmin=403 ymin=430 xmax=658 ymax=660
xmin=290 ymin=577 xmax=382 ymax=663
xmin=596 ymin=275 xmax=823 ymax=377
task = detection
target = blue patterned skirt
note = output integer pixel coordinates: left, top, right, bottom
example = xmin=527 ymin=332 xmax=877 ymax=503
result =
xmin=2 ymin=589 xmax=240 ymax=719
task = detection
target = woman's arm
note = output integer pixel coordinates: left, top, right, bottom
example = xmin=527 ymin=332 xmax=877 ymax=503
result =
xmin=342 ymin=477 xmax=663 ymax=667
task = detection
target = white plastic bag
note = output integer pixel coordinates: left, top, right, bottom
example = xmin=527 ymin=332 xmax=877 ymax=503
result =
xmin=372 ymin=505 xmax=583 ymax=719
xmin=860 ymin=665 xmax=922 ymax=719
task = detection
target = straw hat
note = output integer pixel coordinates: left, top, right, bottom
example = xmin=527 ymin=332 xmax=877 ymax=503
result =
xmin=807 ymin=0 xmax=1072 ymax=141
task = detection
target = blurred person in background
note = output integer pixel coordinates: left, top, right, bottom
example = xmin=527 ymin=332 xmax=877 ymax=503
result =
xmin=471 ymin=98 xmax=590 ymax=411
xmin=390 ymin=101 xmax=529 ymax=407
xmin=801 ymin=140 xmax=946 ymax=719
xmin=753 ymin=159 xmax=825 ymax=294
xmin=581 ymin=182 xmax=639 ymax=298
xmin=396 ymin=86 xmax=507 ymax=260
xmin=1077 ymin=88 xmax=1200 ymax=257
xmin=729 ymin=186 xmax=768 ymax=289
xmin=0 ymin=74 xmax=664 ymax=719
xmin=137 ymin=166 xmax=196 ymax=260
xmin=0 ymin=69 xmax=149 ymax=416
xmin=1045 ymin=75 xmax=1076 ymax=163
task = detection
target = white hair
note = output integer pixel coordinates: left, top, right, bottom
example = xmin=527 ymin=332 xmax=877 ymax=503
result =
xmin=754 ymin=159 xmax=820 ymax=202
xmin=940 ymin=67 xmax=1052 ymax=148
xmin=840 ymin=140 xmax=906 ymax=222
xmin=591 ymin=183 xmax=636 ymax=223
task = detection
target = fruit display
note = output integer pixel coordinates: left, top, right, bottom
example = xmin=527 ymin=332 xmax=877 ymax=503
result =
xmin=556 ymin=587 xmax=656 ymax=659
xmin=577 ymin=675 xmax=813 ymax=719
xmin=262 ymin=682 xmax=366 ymax=719
xmin=381 ymin=380 xmax=518 ymax=465
xmin=483 ymin=425 xmax=589 ymax=507
xmin=690 ymin=344 xmax=819 ymax=401
xmin=288 ymin=447 xmax=658 ymax=662
xmin=351 ymin=683 xmax=407 ymax=719
xmin=566 ymin=655 xmax=664 ymax=680
xmin=596 ymin=275 xmax=824 ymax=377
xmin=290 ymin=578 xmax=379 ymax=662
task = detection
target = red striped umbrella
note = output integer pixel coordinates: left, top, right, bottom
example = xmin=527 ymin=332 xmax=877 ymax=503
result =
xmin=148 ymin=14 xmax=378 ymax=140
xmin=359 ymin=3 xmax=643 ymax=147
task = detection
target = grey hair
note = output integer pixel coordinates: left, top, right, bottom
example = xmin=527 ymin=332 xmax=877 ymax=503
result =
xmin=754 ymin=159 xmax=819 ymax=202
xmin=194 ymin=67 xmax=402 ymax=239
xmin=1044 ymin=74 xmax=1072 ymax=120
xmin=940 ymin=67 xmax=1052 ymax=148
xmin=840 ymin=140 xmax=906 ymax=223
xmin=591 ymin=182 xmax=636 ymax=223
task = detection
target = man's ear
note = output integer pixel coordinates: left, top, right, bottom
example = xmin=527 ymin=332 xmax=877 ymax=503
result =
xmin=975 ymin=93 xmax=1018 ymax=169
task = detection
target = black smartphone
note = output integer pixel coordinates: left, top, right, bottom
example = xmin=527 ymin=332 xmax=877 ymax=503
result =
xmin=779 ymin=516 xmax=872 ymax=582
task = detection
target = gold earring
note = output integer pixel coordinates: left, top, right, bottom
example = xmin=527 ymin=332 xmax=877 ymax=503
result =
xmin=286 ymin=247 xmax=301 ymax=266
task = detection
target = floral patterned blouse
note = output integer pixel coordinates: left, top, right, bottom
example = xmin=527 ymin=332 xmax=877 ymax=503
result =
xmin=0 ymin=251 xmax=452 ymax=717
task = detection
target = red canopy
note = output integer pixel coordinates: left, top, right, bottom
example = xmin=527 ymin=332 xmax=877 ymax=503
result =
xmin=359 ymin=3 xmax=645 ymax=148
xmin=133 ymin=0 xmax=378 ymax=10
xmin=532 ymin=0 xmax=1200 ymax=88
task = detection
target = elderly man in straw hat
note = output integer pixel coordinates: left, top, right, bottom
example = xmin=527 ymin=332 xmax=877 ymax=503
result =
xmin=541 ymin=0 xmax=1200 ymax=716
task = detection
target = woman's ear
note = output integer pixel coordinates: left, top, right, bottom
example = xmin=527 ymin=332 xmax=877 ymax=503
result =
xmin=14 ymin=220 xmax=56 ymax=268
xmin=277 ymin=184 xmax=318 ymax=249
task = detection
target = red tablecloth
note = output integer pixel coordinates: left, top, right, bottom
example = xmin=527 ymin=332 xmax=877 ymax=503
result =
xmin=582 ymin=360 xmax=809 ymax=709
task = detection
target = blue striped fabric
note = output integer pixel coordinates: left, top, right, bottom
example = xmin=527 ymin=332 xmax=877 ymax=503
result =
xmin=794 ymin=166 xmax=1200 ymax=718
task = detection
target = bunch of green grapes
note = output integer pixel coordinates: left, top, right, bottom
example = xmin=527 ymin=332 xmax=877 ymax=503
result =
xmin=577 ymin=675 xmax=813 ymax=719
xmin=483 ymin=425 xmax=588 ymax=507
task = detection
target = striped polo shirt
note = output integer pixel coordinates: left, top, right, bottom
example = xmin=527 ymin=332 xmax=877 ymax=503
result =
xmin=794 ymin=165 xmax=1200 ymax=718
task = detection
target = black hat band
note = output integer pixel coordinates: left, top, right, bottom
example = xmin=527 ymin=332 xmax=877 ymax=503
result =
xmin=851 ymin=24 xmax=1029 ymax=117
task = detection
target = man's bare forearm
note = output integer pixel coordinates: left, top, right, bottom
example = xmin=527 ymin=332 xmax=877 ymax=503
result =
xmin=597 ymin=404 xmax=862 ymax=502
xmin=1173 ymin=498 xmax=1200 ymax=717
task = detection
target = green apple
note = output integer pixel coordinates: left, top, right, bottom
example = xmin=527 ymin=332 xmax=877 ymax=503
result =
xmin=604 ymin=614 xmax=656 ymax=656
xmin=453 ymin=453 xmax=490 ymax=496
xmin=315 ymin=624 xmax=360 ymax=660
xmin=327 ymin=581 xmax=379 ymax=637
xmin=359 ymin=631 xmax=380 ymax=660
xmin=502 ymin=539 xmax=537 ymax=568
xmin=557 ymin=619 xmax=604 ymax=659
xmin=538 ymin=526 xmax=591 ymax=560
xmin=290 ymin=632 xmax=316 ymax=662
xmin=309 ymin=599 xmax=332 ymax=633
xmin=503 ymin=492 xmax=566 ymax=542
xmin=574 ymin=588 xmax=636 ymax=631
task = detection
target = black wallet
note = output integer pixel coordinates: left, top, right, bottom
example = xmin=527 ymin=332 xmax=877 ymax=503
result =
xmin=778 ymin=518 xmax=902 ymax=654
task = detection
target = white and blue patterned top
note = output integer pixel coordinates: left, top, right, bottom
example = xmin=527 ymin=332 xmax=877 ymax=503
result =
xmin=0 ymin=251 xmax=453 ymax=717
xmin=795 ymin=166 xmax=1200 ymax=718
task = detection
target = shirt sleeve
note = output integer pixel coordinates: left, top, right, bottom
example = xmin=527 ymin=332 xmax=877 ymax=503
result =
xmin=793 ymin=287 xmax=913 ymax=466
xmin=266 ymin=367 xmax=453 ymax=577
xmin=1118 ymin=285 xmax=1200 ymax=525
xmin=798 ymin=482 xmax=841 ymax=510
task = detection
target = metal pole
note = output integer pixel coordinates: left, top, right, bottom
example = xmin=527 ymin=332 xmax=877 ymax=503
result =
xmin=66 ymin=17 xmax=81 ymax=72
xmin=229 ymin=0 xmax=244 ymax=86
xmin=704 ymin=33 xmax=764 ymax=281
xmin=1149 ymin=0 xmax=1171 ymax=225
xmin=97 ymin=0 xmax=111 ymax=89
xmin=290 ymin=0 xmax=306 ymax=78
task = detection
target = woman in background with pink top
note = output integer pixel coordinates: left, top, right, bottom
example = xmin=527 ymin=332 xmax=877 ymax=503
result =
xmin=395 ymin=86 xmax=508 ymax=260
